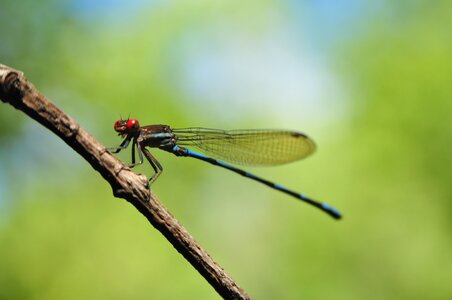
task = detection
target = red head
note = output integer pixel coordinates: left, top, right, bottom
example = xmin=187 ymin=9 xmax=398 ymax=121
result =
xmin=114 ymin=118 xmax=140 ymax=136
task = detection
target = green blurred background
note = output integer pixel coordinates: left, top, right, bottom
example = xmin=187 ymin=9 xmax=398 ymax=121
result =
xmin=1 ymin=0 xmax=451 ymax=299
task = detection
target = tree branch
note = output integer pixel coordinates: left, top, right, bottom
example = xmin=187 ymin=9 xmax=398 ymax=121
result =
xmin=0 ymin=64 xmax=251 ymax=300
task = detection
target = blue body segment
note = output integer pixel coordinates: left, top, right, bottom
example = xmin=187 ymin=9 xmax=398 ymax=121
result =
xmin=173 ymin=146 xmax=342 ymax=219
xmin=186 ymin=148 xmax=206 ymax=158
xmin=151 ymin=133 xmax=173 ymax=139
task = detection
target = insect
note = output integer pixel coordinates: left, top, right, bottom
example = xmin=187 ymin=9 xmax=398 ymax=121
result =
xmin=109 ymin=118 xmax=342 ymax=219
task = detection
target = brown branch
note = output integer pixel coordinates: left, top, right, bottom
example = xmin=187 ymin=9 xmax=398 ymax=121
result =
xmin=0 ymin=64 xmax=251 ymax=300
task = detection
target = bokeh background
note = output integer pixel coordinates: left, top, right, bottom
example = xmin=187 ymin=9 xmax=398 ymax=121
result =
xmin=1 ymin=1 xmax=451 ymax=299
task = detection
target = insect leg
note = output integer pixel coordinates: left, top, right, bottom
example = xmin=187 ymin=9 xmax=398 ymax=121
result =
xmin=140 ymin=144 xmax=164 ymax=184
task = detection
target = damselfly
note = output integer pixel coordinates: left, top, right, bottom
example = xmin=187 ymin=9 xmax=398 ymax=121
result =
xmin=109 ymin=118 xmax=342 ymax=219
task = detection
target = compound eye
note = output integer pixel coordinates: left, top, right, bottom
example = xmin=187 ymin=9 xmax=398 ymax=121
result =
xmin=114 ymin=119 xmax=125 ymax=132
xmin=126 ymin=119 xmax=138 ymax=130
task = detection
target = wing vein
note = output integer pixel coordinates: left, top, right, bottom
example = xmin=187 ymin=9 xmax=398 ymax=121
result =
xmin=172 ymin=128 xmax=316 ymax=166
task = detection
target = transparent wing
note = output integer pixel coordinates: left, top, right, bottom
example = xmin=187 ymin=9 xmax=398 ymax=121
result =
xmin=172 ymin=127 xmax=316 ymax=166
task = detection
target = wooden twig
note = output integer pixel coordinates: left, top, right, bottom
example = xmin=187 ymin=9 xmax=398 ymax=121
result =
xmin=0 ymin=64 xmax=251 ymax=300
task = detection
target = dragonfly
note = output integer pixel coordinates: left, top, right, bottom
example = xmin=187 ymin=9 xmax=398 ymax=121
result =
xmin=109 ymin=118 xmax=342 ymax=220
